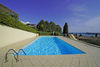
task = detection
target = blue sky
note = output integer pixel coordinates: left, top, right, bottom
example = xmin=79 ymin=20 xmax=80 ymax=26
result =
xmin=0 ymin=0 xmax=100 ymax=32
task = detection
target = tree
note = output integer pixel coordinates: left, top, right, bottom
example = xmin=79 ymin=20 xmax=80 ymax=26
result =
xmin=45 ymin=21 xmax=49 ymax=32
xmin=56 ymin=25 xmax=62 ymax=32
xmin=49 ymin=21 xmax=56 ymax=32
xmin=37 ymin=19 xmax=45 ymax=31
xmin=37 ymin=19 xmax=62 ymax=35
xmin=63 ymin=22 xmax=68 ymax=35
xmin=0 ymin=10 xmax=36 ymax=33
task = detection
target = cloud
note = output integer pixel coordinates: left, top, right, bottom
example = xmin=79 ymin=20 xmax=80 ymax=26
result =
xmin=74 ymin=13 xmax=87 ymax=17
xmin=73 ymin=6 xmax=85 ymax=12
xmin=21 ymin=21 xmax=25 ymax=24
xmin=67 ymin=3 xmax=100 ymax=33
xmin=67 ymin=17 xmax=83 ymax=25
xmin=69 ymin=16 xmax=100 ymax=33
xmin=69 ymin=4 xmax=86 ymax=12
xmin=85 ymin=16 xmax=100 ymax=32
xmin=21 ymin=21 xmax=30 ymax=24
xmin=68 ymin=4 xmax=88 ymax=18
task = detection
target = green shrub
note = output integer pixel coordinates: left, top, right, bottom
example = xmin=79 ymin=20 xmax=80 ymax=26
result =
xmin=0 ymin=11 xmax=37 ymax=33
xmin=37 ymin=31 xmax=52 ymax=35
xmin=37 ymin=31 xmax=62 ymax=36
xmin=0 ymin=4 xmax=19 ymax=19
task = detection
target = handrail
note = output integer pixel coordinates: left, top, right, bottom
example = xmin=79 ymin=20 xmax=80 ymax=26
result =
xmin=5 ymin=49 xmax=19 ymax=62
xmin=5 ymin=49 xmax=26 ymax=63
xmin=18 ymin=49 xmax=26 ymax=55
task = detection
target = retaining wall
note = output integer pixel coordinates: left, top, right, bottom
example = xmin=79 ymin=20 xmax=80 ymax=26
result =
xmin=0 ymin=25 xmax=38 ymax=48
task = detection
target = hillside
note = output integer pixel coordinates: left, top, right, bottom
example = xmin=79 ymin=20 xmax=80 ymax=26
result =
xmin=0 ymin=4 xmax=37 ymax=33
xmin=0 ymin=4 xmax=19 ymax=19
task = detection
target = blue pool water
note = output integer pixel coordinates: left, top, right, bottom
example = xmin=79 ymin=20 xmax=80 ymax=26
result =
xmin=18 ymin=37 xmax=85 ymax=55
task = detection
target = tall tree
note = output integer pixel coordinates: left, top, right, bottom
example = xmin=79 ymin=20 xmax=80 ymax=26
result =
xmin=37 ymin=19 xmax=45 ymax=31
xmin=44 ymin=21 xmax=49 ymax=32
xmin=63 ymin=22 xmax=68 ymax=35
xmin=49 ymin=21 xmax=56 ymax=32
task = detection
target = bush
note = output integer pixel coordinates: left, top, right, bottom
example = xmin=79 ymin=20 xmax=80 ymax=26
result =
xmin=37 ymin=31 xmax=62 ymax=36
xmin=37 ymin=31 xmax=52 ymax=35
xmin=0 ymin=4 xmax=19 ymax=19
xmin=0 ymin=11 xmax=37 ymax=33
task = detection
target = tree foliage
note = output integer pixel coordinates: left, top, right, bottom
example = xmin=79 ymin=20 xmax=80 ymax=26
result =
xmin=63 ymin=22 xmax=68 ymax=35
xmin=0 ymin=4 xmax=62 ymax=35
xmin=37 ymin=20 xmax=62 ymax=33
xmin=0 ymin=10 xmax=36 ymax=33
xmin=0 ymin=4 xmax=19 ymax=19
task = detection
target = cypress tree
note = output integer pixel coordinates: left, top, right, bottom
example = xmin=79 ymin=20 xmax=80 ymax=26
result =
xmin=63 ymin=22 xmax=68 ymax=36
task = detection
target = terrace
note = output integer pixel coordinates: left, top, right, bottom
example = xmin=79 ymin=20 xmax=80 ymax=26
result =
xmin=0 ymin=36 xmax=100 ymax=67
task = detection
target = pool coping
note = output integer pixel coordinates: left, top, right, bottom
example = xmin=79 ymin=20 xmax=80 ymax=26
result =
xmin=0 ymin=36 xmax=100 ymax=67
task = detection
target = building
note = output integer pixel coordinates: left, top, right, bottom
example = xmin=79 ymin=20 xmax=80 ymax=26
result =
xmin=26 ymin=23 xmax=36 ymax=28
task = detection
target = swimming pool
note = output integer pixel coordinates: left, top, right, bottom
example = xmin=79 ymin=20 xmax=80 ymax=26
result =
xmin=18 ymin=37 xmax=85 ymax=55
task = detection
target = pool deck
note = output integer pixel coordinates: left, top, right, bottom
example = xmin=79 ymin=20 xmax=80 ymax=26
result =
xmin=0 ymin=36 xmax=100 ymax=67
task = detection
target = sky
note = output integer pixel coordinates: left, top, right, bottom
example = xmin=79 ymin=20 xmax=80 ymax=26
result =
xmin=0 ymin=0 xmax=100 ymax=33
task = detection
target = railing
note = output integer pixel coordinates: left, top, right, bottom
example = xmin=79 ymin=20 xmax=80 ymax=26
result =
xmin=5 ymin=49 xmax=26 ymax=63
xmin=5 ymin=49 xmax=19 ymax=62
xmin=18 ymin=49 xmax=26 ymax=55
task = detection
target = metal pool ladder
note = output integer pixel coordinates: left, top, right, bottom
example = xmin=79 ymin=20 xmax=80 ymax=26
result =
xmin=5 ymin=49 xmax=26 ymax=62
xmin=18 ymin=49 xmax=26 ymax=55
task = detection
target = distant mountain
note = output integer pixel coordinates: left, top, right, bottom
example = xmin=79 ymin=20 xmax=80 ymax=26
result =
xmin=0 ymin=4 xmax=19 ymax=19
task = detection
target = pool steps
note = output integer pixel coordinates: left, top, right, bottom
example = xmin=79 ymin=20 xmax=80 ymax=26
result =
xmin=5 ymin=49 xmax=26 ymax=63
